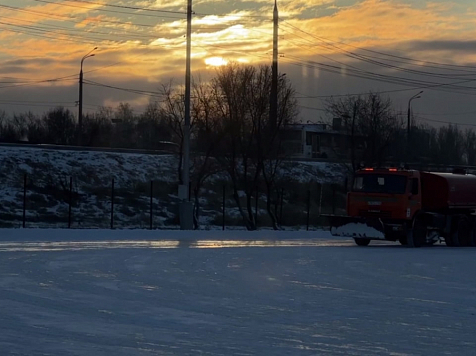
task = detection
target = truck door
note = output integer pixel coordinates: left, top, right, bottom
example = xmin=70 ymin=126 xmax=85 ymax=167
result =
xmin=408 ymin=177 xmax=421 ymax=219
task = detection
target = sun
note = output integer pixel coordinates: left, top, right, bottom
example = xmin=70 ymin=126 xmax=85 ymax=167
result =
xmin=205 ymin=57 xmax=228 ymax=66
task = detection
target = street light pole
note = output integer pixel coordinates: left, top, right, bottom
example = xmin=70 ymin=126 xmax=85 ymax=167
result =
xmin=406 ymin=90 xmax=423 ymax=163
xmin=78 ymin=47 xmax=97 ymax=146
xmin=407 ymin=91 xmax=423 ymax=142
xmin=269 ymin=0 xmax=278 ymax=130
xmin=178 ymin=0 xmax=194 ymax=230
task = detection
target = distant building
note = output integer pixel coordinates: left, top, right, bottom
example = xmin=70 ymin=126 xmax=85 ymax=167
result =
xmin=280 ymin=118 xmax=364 ymax=160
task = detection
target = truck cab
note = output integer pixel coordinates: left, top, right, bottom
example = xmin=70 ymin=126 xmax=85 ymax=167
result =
xmin=330 ymin=167 xmax=476 ymax=247
xmin=348 ymin=168 xmax=421 ymax=222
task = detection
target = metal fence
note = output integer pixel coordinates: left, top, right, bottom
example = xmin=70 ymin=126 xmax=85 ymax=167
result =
xmin=1 ymin=173 xmax=346 ymax=230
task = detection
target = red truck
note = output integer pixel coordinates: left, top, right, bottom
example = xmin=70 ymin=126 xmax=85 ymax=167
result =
xmin=330 ymin=167 xmax=476 ymax=247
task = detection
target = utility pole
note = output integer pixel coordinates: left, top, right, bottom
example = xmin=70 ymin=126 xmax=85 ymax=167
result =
xmin=179 ymin=0 xmax=194 ymax=229
xmin=407 ymin=91 xmax=423 ymax=162
xmin=78 ymin=47 xmax=97 ymax=146
xmin=269 ymin=0 xmax=279 ymax=130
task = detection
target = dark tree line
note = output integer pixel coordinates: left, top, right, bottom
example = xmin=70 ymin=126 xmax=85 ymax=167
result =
xmin=0 ymin=63 xmax=299 ymax=230
xmin=325 ymin=92 xmax=476 ymax=169
xmin=4 ymin=68 xmax=472 ymax=229
xmin=0 ymin=103 xmax=172 ymax=149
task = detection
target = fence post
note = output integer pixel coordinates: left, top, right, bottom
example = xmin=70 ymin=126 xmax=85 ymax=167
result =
xmin=68 ymin=176 xmax=73 ymax=228
xmin=111 ymin=178 xmax=114 ymax=229
xmin=150 ymin=180 xmax=153 ymax=230
xmin=319 ymin=183 xmax=324 ymax=216
xmin=254 ymin=188 xmax=259 ymax=225
xmin=222 ymin=185 xmax=226 ymax=231
xmin=306 ymin=189 xmax=311 ymax=231
xmin=332 ymin=185 xmax=336 ymax=214
xmin=279 ymin=188 xmax=284 ymax=225
xmin=22 ymin=173 xmax=27 ymax=228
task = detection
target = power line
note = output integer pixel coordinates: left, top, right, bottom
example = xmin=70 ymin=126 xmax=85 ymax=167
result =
xmin=0 ymin=99 xmax=74 ymax=104
xmin=298 ymin=105 xmax=326 ymax=112
xmin=0 ymin=75 xmax=77 ymax=90
xmin=279 ymin=24 xmax=476 ymax=82
xmin=0 ymin=16 xmax=159 ymax=42
xmin=66 ymin=0 xmax=187 ymax=14
xmin=416 ymin=115 xmax=476 ymax=127
xmin=280 ymin=21 xmax=476 ymax=72
xmin=0 ymin=4 xmax=156 ymax=28
xmin=83 ymin=80 xmax=165 ymax=98
xmin=280 ymin=54 xmax=476 ymax=96
xmin=32 ymin=0 xmax=185 ymax=19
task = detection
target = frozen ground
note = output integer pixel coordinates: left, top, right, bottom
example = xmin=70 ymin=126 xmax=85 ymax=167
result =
xmin=0 ymin=229 xmax=475 ymax=355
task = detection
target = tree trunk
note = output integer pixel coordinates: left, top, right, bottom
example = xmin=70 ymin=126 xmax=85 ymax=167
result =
xmin=177 ymin=146 xmax=183 ymax=184
xmin=266 ymin=184 xmax=279 ymax=230
xmin=233 ymin=187 xmax=255 ymax=230
xmin=245 ymin=190 xmax=257 ymax=229
xmin=193 ymin=185 xmax=200 ymax=230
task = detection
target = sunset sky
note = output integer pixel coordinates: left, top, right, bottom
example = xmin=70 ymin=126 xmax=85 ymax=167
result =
xmin=1 ymin=0 xmax=476 ymax=127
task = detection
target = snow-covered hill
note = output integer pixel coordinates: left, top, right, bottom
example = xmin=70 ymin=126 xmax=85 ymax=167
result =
xmin=0 ymin=146 xmax=348 ymax=229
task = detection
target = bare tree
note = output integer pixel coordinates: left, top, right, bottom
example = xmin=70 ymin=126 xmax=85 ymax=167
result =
xmin=190 ymin=79 xmax=224 ymax=229
xmin=262 ymin=73 xmax=298 ymax=229
xmin=434 ymin=124 xmax=464 ymax=165
xmin=211 ymin=64 xmax=298 ymax=230
xmin=158 ymin=80 xmax=188 ymax=183
xmin=326 ymin=92 xmax=401 ymax=167
xmin=463 ymin=128 xmax=476 ymax=166
xmin=210 ymin=64 xmax=266 ymax=230
xmin=137 ymin=102 xmax=172 ymax=149
xmin=42 ymin=107 xmax=76 ymax=145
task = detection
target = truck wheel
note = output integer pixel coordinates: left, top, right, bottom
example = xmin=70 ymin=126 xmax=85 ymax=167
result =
xmin=472 ymin=225 xmax=476 ymax=247
xmin=398 ymin=236 xmax=407 ymax=245
xmin=408 ymin=221 xmax=426 ymax=248
xmin=354 ymin=238 xmax=370 ymax=246
xmin=445 ymin=235 xmax=455 ymax=247
xmin=452 ymin=217 xmax=471 ymax=247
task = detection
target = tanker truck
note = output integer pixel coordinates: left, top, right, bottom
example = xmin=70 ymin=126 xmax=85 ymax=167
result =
xmin=329 ymin=167 xmax=476 ymax=247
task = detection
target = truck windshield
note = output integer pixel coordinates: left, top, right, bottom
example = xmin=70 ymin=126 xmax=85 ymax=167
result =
xmin=353 ymin=174 xmax=407 ymax=194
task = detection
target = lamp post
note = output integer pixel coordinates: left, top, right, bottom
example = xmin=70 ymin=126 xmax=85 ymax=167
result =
xmin=78 ymin=47 xmax=97 ymax=146
xmin=405 ymin=90 xmax=423 ymax=163
xmin=178 ymin=0 xmax=194 ymax=229
xmin=407 ymin=91 xmax=423 ymax=142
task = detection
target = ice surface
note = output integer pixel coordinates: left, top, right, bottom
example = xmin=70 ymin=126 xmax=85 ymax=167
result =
xmin=1 ymin=229 xmax=475 ymax=355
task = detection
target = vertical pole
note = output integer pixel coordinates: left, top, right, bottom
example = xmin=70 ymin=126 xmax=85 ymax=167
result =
xmin=279 ymin=188 xmax=284 ymax=224
xmin=319 ymin=183 xmax=324 ymax=216
xmin=78 ymin=68 xmax=83 ymax=146
xmin=179 ymin=0 xmax=193 ymax=230
xmin=111 ymin=178 xmax=114 ymax=229
xmin=68 ymin=176 xmax=73 ymax=228
xmin=189 ymin=181 xmax=192 ymax=201
xmin=150 ymin=180 xmax=153 ymax=230
xmin=222 ymin=185 xmax=226 ymax=231
xmin=332 ymin=185 xmax=336 ymax=214
xmin=269 ymin=0 xmax=279 ymax=129
xmin=183 ymin=0 xmax=192 ymax=201
xmin=254 ymin=188 xmax=259 ymax=224
xmin=22 ymin=173 xmax=27 ymax=228
xmin=306 ymin=189 xmax=311 ymax=231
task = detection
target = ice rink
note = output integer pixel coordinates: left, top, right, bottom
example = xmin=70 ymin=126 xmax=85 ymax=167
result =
xmin=1 ymin=229 xmax=475 ymax=355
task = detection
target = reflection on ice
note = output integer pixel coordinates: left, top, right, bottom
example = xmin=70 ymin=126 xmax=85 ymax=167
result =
xmin=0 ymin=239 xmax=352 ymax=252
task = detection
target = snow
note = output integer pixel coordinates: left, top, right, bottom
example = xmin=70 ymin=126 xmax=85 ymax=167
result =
xmin=1 ymin=228 xmax=475 ymax=355
xmin=0 ymin=146 xmax=348 ymax=228
xmin=331 ymin=222 xmax=385 ymax=239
